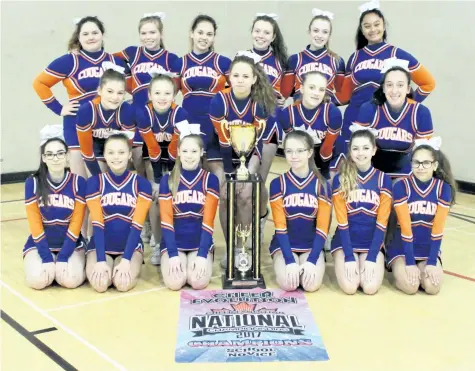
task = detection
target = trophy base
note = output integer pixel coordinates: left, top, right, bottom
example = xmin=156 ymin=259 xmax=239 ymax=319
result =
xmin=222 ymin=270 xmax=266 ymax=289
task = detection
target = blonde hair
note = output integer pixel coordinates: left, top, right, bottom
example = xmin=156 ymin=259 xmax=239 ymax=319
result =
xmin=339 ymin=130 xmax=377 ymax=199
xmin=308 ymin=15 xmax=341 ymax=64
xmin=168 ymin=135 xmax=204 ymax=197
xmin=138 ymin=16 xmax=165 ymax=49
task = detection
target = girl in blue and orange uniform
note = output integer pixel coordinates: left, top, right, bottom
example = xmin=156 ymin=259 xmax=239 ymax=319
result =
xmin=159 ymin=133 xmax=219 ymax=290
xmin=171 ymin=15 xmax=231 ymax=170
xmin=33 ymin=16 xmax=128 ymax=180
xmin=355 ymin=59 xmax=433 ymax=179
xmin=338 ymin=1 xmax=436 ymax=148
xmin=388 ymin=138 xmax=456 ymax=295
xmin=331 ymin=125 xmax=392 ymax=295
xmin=76 ymin=67 xmax=136 ymax=177
xmin=283 ymin=8 xmax=345 ymax=104
xmin=269 ymin=130 xmax=331 ymax=292
xmin=136 ymin=72 xmax=189 ymax=264
xmin=24 ymin=127 xmax=86 ymax=290
xmin=85 ymin=134 xmax=152 ymax=293
xmin=277 ymin=71 xmax=343 ymax=180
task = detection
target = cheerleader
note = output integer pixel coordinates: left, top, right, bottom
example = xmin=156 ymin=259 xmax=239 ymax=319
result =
xmin=269 ymin=130 xmax=331 ymax=292
xmin=283 ymin=8 xmax=345 ymax=104
xmin=76 ymin=66 xmax=135 ymax=177
xmin=24 ymin=126 xmax=86 ymax=289
xmin=338 ymin=0 xmax=436 ymax=146
xmin=33 ymin=16 xmax=127 ymax=180
xmin=210 ymin=52 xmax=276 ymax=267
xmin=249 ymin=13 xmax=290 ymax=232
xmin=387 ymin=137 xmax=456 ymax=295
xmin=171 ymin=15 xmax=231 ymax=173
xmin=114 ymin=12 xmax=178 ymax=177
xmin=136 ymin=71 xmax=189 ymax=265
xmin=277 ymin=71 xmax=343 ymax=180
xmin=159 ymin=132 xmax=219 ymax=290
xmin=331 ymin=125 xmax=392 ymax=294
xmin=355 ymin=58 xmax=433 ymax=179
xmin=85 ymin=134 xmax=152 ymax=293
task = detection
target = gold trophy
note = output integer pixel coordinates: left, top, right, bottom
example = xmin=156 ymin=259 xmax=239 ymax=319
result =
xmin=220 ymin=119 xmax=265 ymax=180
xmin=221 ymin=119 xmax=266 ymax=289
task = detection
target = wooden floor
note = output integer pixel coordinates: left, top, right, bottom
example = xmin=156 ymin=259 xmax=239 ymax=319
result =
xmin=1 ymin=158 xmax=475 ymax=371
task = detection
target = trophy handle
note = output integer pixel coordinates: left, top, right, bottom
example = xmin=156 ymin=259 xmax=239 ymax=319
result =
xmin=220 ymin=120 xmax=231 ymax=144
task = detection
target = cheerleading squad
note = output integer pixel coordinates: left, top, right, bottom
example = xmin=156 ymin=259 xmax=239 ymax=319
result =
xmin=28 ymin=1 xmax=455 ymax=295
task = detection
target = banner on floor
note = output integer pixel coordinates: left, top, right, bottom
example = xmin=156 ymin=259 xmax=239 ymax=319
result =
xmin=175 ymin=288 xmax=329 ymax=363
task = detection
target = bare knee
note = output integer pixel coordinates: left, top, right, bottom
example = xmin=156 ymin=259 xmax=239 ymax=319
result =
xmin=341 ymin=283 xmax=358 ymax=295
xmin=166 ymin=279 xmax=186 ymax=291
xmin=190 ymin=278 xmax=210 ymax=290
xmin=302 ymin=281 xmax=322 ymax=293
xmin=422 ymin=280 xmax=441 ymax=295
xmin=361 ymin=282 xmax=380 ymax=295
xmin=26 ymin=275 xmax=50 ymax=290
xmin=395 ymin=278 xmax=419 ymax=295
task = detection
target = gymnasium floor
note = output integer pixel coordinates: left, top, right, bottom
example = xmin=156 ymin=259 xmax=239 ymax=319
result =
xmin=1 ymin=157 xmax=474 ymax=371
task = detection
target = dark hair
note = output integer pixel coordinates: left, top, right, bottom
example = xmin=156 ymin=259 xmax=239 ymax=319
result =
xmin=372 ymin=66 xmax=412 ymax=105
xmin=308 ymin=15 xmax=341 ymax=63
xmin=169 ymin=134 xmax=204 ymax=196
xmin=230 ymin=55 xmax=277 ymax=115
xmin=104 ymin=133 xmax=132 ymax=151
xmin=283 ymin=130 xmax=328 ymax=194
xmin=340 ymin=130 xmax=377 ymax=199
xmin=412 ymin=145 xmax=457 ymax=205
xmin=300 ymin=71 xmax=331 ymax=104
xmin=190 ymin=15 xmax=217 ymax=52
xmin=252 ymin=15 xmax=289 ymax=70
xmin=355 ymin=9 xmax=387 ymax=50
xmin=138 ymin=15 xmax=165 ymax=49
xmin=68 ymin=16 xmax=105 ymax=52
xmin=33 ymin=138 xmax=68 ymax=207
xmin=99 ymin=69 xmax=126 ymax=90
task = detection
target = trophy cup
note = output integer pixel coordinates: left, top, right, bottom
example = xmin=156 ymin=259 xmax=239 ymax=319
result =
xmin=220 ymin=120 xmax=266 ymax=289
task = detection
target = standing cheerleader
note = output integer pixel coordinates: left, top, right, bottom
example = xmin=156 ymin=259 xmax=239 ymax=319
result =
xmin=24 ymin=126 xmax=86 ymax=289
xmin=33 ymin=16 xmax=127 ymax=180
xmin=355 ymin=59 xmax=433 ymax=179
xmin=210 ymin=52 xmax=276 ymax=267
xmin=86 ymin=134 xmax=152 ymax=293
xmin=136 ymin=71 xmax=189 ymax=265
xmin=387 ymin=138 xmax=456 ymax=295
xmin=114 ymin=12 xmax=178 ymax=175
xmin=283 ymin=8 xmax=345 ymax=104
xmin=269 ymin=130 xmax=331 ymax=292
xmin=331 ymin=125 xmax=392 ymax=294
xmin=249 ymin=13 xmax=290 ymax=228
xmin=277 ymin=71 xmax=343 ymax=180
xmin=338 ymin=0 xmax=436 ymax=144
xmin=159 ymin=133 xmax=219 ymax=290
xmin=171 ymin=15 xmax=231 ymax=172
xmin=76 ymin=66 xmax=135 ymax=177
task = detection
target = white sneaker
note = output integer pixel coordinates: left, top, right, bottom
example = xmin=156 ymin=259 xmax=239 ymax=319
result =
xmin=150 ymin=235 xmax=156 ymax=248
xmin=150 ymin=244 xmax=161 ymax=265
xmin=141 ymin=221 xmax=151 ymax=243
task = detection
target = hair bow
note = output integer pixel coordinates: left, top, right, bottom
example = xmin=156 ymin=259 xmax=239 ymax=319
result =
xmin=293 ymin=125 xmax=322 ymax=145
xmin=255 ymin=13 xmax=279 ymax=20
xmin=413 ymin=137 xmax=442 ymax=151
xmin=235 ymin=50 xmax=262 ymax=64
xmin=312 ymin=8 xmax=335 ymax=20
xmin=380 ymin=57 xmax=410 ymax=74
xmin=175 ymin=120 xmax=203 ymax=140
xmin=101 ymin=61 xmax=125 ymax=75
xmin=349 ymin=123 xmax=379 ymax=136
xmin=142 ymin=12 xmax=166 ymax=20
xmin=40 ymin=124 xmax=65 ymax=146
xmin=148 ymin=66 xmax=178 ymax=78
xmin=358 ymin=0 xmax=380 ymax=14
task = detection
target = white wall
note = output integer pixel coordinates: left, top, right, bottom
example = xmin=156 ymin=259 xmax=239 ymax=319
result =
xmin=1 ymin=1 xmax=474 ymax=182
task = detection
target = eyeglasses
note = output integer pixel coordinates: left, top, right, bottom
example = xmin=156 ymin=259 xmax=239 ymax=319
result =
xmin=284 ymin=148 xmax=309 ymax=156
xmin=43 ymin=151 xmax=66 ymax=160
xmin=411 ymin=160 xmax=434 ymax=169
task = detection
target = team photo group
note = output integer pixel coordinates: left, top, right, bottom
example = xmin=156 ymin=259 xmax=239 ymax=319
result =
xmin=27 ymin=0 xmax=455 ymax=298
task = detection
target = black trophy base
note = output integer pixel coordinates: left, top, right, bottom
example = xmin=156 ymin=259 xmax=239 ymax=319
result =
xmin=222 ymin=270 xmax=266 ymax=289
